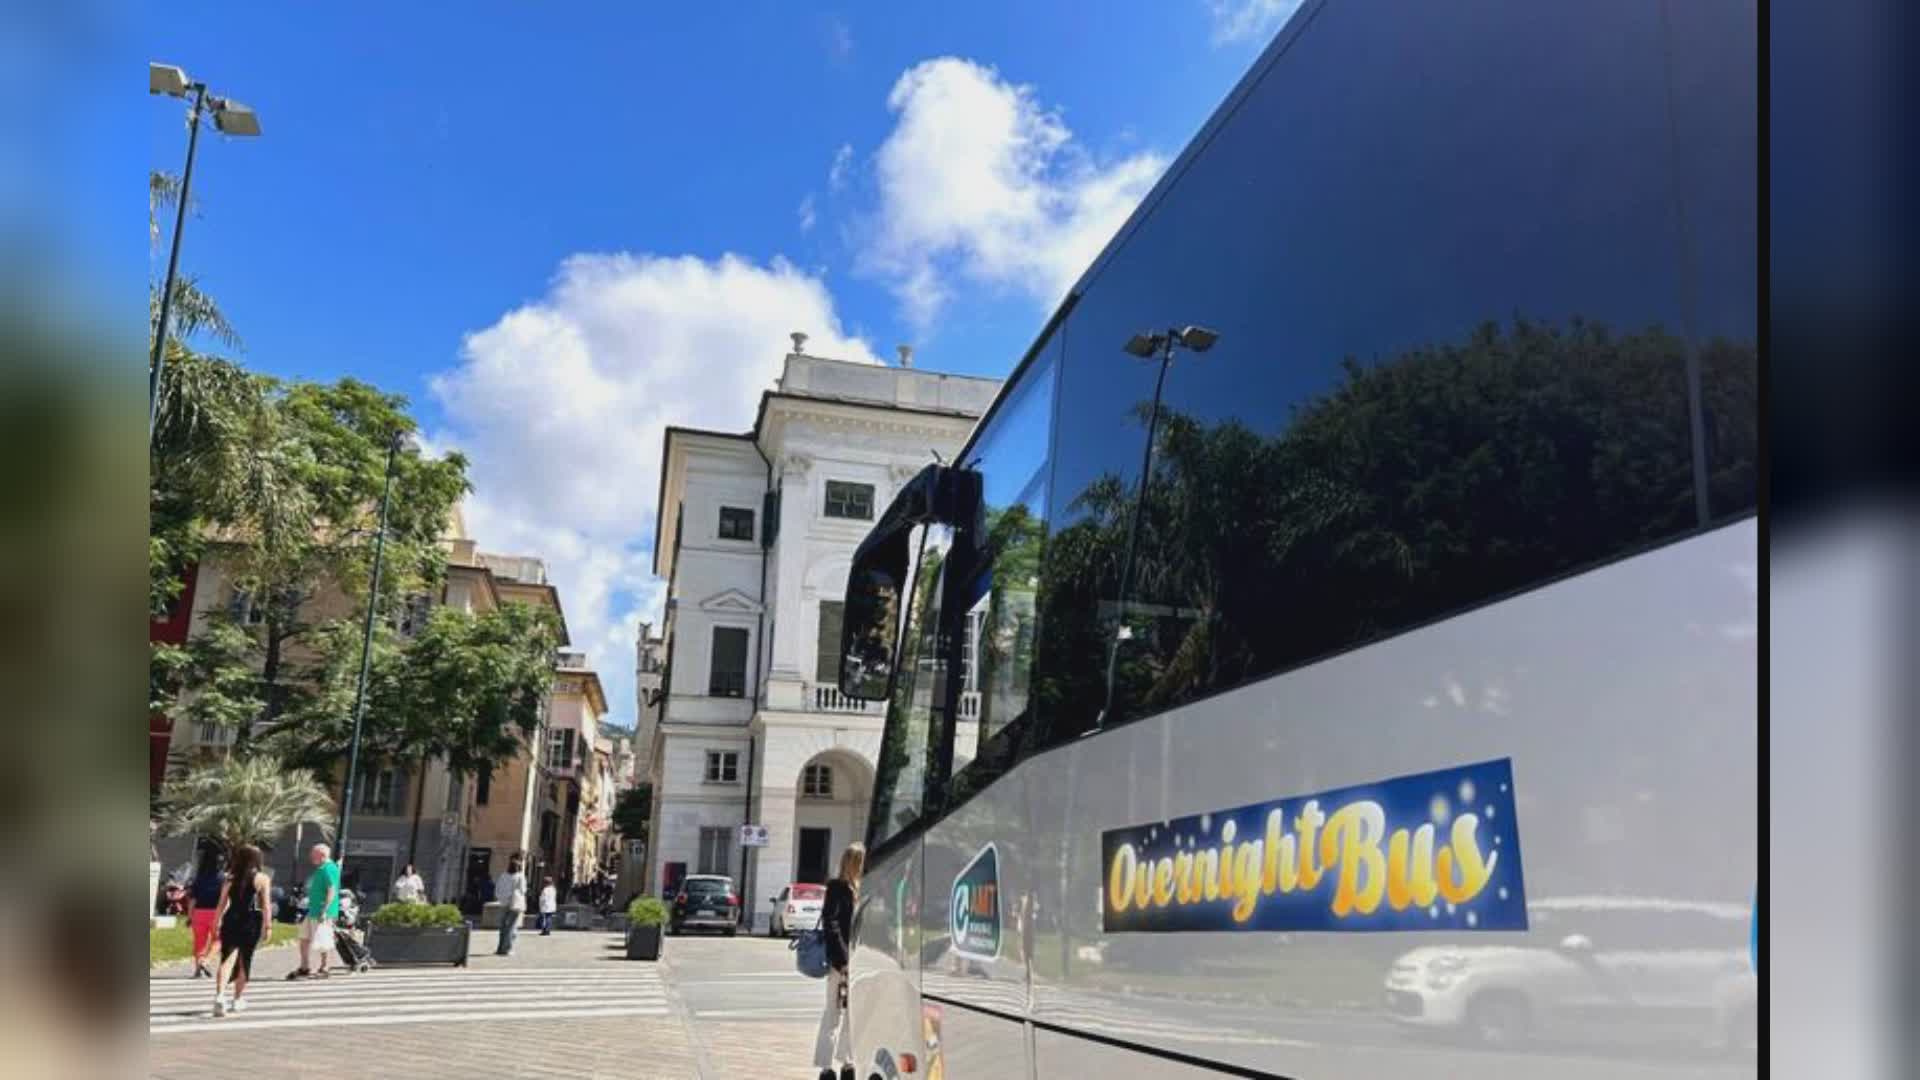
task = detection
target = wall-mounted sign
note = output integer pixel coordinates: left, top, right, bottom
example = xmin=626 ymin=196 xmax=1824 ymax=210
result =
xmin=950 ymin=843 xmax=1001 ymax=960
xmin=1102 ymin=758 xmax=1528 ymax=934
xmin=739 ymin=824 xmax=770 ymax=848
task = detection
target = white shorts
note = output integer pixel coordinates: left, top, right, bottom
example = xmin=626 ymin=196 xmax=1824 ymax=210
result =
xmin=300 ymin=919 xmax=336 ymax=953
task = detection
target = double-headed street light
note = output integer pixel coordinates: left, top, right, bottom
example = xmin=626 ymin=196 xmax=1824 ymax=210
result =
xmin=149 ymin=63 xmax=261 ymax=443
xmin=1098 ymin=325 xmax=1220 ymax=729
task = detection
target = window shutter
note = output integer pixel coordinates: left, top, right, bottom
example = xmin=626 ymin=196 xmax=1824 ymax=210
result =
xmin=816 ymin=601 xmax=844 ymax=684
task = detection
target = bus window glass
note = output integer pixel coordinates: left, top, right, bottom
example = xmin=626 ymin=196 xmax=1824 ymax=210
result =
xmin=867 ymin=524 xmax=953 ymax=851
xmin=950 ymin=341 xmax=1056 ymax=785
xmin=1035 ymin=0 xmax=1712 ymax=741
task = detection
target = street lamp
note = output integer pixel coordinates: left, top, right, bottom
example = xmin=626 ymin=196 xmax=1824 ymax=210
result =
xmin=149 ymin=62 xmax=262 ymax=444
xmin=336 ymin=431 xmax=414 ymax=866
xmin=1097 ymin=326 xmax=1219 ymax=729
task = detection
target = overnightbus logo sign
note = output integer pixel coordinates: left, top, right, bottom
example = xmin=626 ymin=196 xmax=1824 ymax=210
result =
xmin=949 ymin=843 xmax=1001 ymax=961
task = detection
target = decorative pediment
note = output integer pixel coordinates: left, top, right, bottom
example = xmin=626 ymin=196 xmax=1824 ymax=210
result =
xmin=698 ymin=588 xmax=765 ymax=614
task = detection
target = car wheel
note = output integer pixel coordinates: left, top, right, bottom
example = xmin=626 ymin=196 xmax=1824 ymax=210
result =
xmin=1466 ymin=991 xmax=1531 ymax=1046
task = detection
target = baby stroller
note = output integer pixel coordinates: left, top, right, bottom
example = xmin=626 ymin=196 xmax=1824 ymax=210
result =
xmin=332 ymin=889 xmax=375 ymax=974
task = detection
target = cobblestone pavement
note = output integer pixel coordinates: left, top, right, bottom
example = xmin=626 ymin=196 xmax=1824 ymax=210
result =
xmin=147 ymin=926 xmax=821 ymax=1079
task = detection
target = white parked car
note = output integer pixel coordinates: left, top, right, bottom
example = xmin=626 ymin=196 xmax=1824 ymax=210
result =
xmin=1384 ymin=896 xmax=1757 ymax=1053
xmin=768 ymin=883 xmax=826 ymax=937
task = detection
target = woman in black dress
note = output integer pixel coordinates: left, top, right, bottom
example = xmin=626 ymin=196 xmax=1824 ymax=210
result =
xmin=813 ymin=842 xmax=865 ymax=1080
xmin=212 ymin=844 xmax=271 ymax=1017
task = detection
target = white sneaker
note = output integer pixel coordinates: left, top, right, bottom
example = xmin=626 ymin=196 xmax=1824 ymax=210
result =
xmin=212 ymin=995 xmax=230 ymax=1017
xmin=230 ymin=997 xmax=248 ymax=1014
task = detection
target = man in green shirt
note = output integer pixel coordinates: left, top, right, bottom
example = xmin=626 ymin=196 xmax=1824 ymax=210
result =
xmin=290 ymin=843 xmax=340 ymax=979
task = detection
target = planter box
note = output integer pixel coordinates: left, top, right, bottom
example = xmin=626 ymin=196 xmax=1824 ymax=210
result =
xmin=368 ymin=925 xmax=471 ymax=967
xmin=625 ymin=925 xmax=663 ymax=961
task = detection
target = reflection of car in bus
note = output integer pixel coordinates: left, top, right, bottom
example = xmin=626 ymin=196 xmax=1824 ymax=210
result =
xmin=1385 ymin=897 xmax=1758 ymax=1053
xmin=830 ymin=0 xmax=1755 ymax=1076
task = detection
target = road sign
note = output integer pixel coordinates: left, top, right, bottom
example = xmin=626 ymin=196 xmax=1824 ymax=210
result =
xmin=739 ymin=824 xmax=770 ymax=848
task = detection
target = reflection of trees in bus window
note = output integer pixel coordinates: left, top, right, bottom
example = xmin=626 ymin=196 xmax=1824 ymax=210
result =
xmin=868 ymin=527 xmax=950 ymax=849
xmin=1032 ymin=318 xmax=1758 ymax=743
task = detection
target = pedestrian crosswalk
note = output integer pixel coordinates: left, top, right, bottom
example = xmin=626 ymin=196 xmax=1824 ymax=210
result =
xmin=148 ymin=966 xmax=671 ymax=1036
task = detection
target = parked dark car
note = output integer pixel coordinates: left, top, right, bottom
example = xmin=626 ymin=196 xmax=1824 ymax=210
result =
xmin=669 ymin=875 xmax=739 ymax=936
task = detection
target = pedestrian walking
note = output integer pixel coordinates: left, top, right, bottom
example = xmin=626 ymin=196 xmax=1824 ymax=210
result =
xmin=287 ymin=844 xmax=340 ymax=980
xmin=494 ymin=856 xmax=528 ymax=956
xmin=211 ymin=844 xmax=270 ymax=1017
xmin=538 ymin=876 xmax=558 ymax=935
xmin=393 ymin=864 xmax=427 ymax=905
xmin=813 ymin=842 xmax=864 ymax=1080
xmin=185 ymin=843 xmax=225 ymax=979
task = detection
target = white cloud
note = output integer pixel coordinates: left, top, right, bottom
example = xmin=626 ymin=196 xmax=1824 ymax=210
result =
xmin=431 ymin=253 xmax=879 ymax=725
xmin=1207 ymin=0 xmax=1306 ymax=45
xmin=798 ymin=193 xmax=818 ymax=233
xmin=858 ymin=57 xmax=1168 ymax=328
xmin=828 ymin=143 xmax=854 ymax=192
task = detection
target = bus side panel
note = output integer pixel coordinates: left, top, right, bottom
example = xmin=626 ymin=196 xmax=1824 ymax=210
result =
xmin=850 ymin=837 xmax=925 ymax=1080
xmin=1032 ymin=1029 xmax=1226 ymax=1079
xmin=1024 ymin=521 xmax=1757 ymax=1078
xmin=921 ymin=768 xmax=1035 ymax=1077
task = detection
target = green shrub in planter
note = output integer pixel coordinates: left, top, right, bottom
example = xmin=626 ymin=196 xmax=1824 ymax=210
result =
xmin=625 ymin=897 xmax=667 ymax=961
xmin=367 ymin=903 xmax=470 ymax=966
xmin=626 ymin=897 xmax=669 ymax=927
xmin=370 ymin=902 xmax=465 ymax=930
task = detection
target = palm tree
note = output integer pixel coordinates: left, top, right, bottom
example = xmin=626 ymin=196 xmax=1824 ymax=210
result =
xmin=155 ymin=755 xmax=337 ymax=852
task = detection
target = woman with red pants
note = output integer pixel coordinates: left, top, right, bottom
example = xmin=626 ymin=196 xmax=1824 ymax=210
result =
xmin=185 ymin=845 xmax=226 ymax=978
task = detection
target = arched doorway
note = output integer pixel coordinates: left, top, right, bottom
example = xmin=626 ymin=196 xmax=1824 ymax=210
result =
xmin=791 ymin=749 xmax=872 ymax=885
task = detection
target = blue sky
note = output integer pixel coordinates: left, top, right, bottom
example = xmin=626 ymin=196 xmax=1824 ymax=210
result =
xmin=144 ymin=1 xmax=1303 ymax=726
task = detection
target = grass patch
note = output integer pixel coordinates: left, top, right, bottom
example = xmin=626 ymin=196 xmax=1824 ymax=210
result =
xmin=150 ymin=923 xmax=299 ymax=968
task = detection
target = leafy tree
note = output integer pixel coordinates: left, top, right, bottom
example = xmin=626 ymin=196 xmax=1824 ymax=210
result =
xmin=612 ymin=783 xmax=653 ymax=840
xmin=272 ymin=601 xmax=562 ymax=864
xmin=155 ymin=755 xmax=337 ymax=852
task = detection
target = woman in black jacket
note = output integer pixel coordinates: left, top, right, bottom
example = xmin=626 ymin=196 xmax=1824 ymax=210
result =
xmin=813 ymin=842 xmax=865 ymax=1080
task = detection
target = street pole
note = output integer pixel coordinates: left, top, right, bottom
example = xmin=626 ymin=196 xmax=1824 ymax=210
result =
xmin=149 ymin=83 xmax=207 ymax=443
xmin=1097 ymin=335 xmax=1174 ymax=730
xmin=337 ymin=433 xmax=403 ymax=865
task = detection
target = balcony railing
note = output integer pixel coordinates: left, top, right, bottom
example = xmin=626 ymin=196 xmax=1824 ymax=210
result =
xmin=810 ymin=683 xmax=872 ymax=714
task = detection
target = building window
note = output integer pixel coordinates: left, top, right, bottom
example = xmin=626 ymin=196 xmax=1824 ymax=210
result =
xmin=705 ymin=750 xmax=739 ymax=784
xmin=697 ymin=826 xmax=733 ymax=876
xmin=815 ymin=601 xmax=844 ymax=683
xmin=354 ymin=767 xmax=407 ymax=816
xmin=718 ymin=506 xmax=755 ymax=542
xmin=709 ymin=626 xmax=749 ymax=697
xmin=475 ymin=765 xmax=491 ymax=806
xmin=802 ymin=764 xmax=833 ymax=798
xmin=394 ymin=592 xmax=433 ymax=636
xmin=824 ymin=480 xmax=875 ymax=520
xmin=546 ymin=729 xmax=577 ymax=770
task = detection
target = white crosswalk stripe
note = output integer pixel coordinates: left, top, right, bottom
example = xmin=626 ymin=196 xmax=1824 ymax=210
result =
xmin=148 ymin=966 xmax=670 ymax=1035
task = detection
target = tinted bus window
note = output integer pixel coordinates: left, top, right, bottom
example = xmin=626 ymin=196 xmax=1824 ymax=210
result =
xmin=867 ymin=525 xmax=954 ymax=851
xmin=1665 ymin=0 xmax=1759 ymax=521
xmin=1035 ymin=0 xmax=1709 ymax=742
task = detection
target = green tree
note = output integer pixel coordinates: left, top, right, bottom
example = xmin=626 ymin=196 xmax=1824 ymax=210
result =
xmin=612 ymin=783 xmax=653 ymax=840
xmin=272 ymin=601 xmax=562 ymax=864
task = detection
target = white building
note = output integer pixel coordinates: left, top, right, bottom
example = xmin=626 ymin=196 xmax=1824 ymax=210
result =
xmin=644 ymin=338 xmax=999 ymax=929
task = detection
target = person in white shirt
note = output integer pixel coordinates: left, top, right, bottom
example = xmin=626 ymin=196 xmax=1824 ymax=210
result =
xmin=493 ymin=856 xmax=528 ymax=956
xmin=393 ymin=865 xmax=426 ymax=905
xmin=537 ymin=877 xmax=559 ymax=936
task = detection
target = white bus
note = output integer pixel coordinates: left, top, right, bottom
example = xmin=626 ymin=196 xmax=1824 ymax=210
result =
xmin=831 ymin=0 xmax=1757 ymax=1076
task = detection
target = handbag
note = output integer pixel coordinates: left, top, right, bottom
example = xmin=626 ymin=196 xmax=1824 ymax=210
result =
xmin=791 ymin=926 xmax=830 ymax=979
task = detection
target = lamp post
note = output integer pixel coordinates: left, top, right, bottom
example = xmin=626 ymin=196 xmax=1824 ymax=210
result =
xmin=1096 ymin=326 xmax=1219 ymax=730
xmin=336 ymin=431 xmax=410 ymax=864
xmin=148 ymin=63 xmax=261 ymax=444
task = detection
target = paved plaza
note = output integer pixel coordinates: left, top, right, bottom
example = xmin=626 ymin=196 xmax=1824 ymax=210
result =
xmin=148 ymin=929 xmax=826 ymax=1079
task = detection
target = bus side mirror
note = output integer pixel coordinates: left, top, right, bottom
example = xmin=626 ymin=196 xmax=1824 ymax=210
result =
xmin=840 ymin=534 xmax=908 ymax=701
